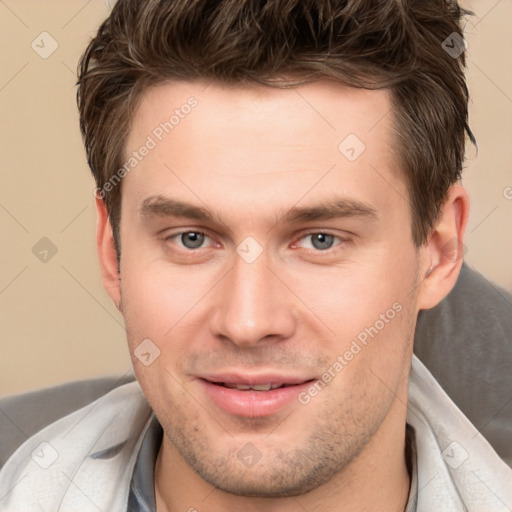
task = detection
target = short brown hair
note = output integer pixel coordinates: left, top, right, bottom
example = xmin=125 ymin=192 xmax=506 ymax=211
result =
xmin=77 ymin=0 xmax=474 ymax=257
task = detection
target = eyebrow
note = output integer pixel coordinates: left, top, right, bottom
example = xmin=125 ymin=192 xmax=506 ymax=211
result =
xmin=140 ymin=195 xmax=214 ymax=222
xmin=282 ymin=198 xmax=378 ymax=224
xmin=139 ymin=195 xmax=378 ymax=226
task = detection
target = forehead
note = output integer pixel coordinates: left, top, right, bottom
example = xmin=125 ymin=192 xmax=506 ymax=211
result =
xmin=122 ymin=79 xmax=407 ymax=227
xmin=128 ymin=79 xmax=393 ymax=163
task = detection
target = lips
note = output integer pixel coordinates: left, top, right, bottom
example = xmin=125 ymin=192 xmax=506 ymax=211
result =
xmin=197 ymin=373 xmax=315 ymax=417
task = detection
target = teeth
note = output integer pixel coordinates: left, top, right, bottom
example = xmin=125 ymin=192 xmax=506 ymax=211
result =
xmin=222 ymin=383 xmax=250 ymax=390
xmin=226 ymin=383 xmax=252 ymax=390
xmin=222 ymin=383 xmax=285 ymax=391
xmin=252 ymin=384 xmax=272 ymax=391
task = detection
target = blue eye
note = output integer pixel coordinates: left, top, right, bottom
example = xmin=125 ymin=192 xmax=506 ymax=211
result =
xmin=309 ymin=233 xmax=335 ymax=250
xmin=175 ymin=231 xmax=207 ymax=249
xmin=297 ymin=233 xmax=341 ymax=251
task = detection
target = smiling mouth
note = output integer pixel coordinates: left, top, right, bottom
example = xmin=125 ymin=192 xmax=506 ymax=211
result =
xmin=200 ymin=377 xmax=317 ymax=417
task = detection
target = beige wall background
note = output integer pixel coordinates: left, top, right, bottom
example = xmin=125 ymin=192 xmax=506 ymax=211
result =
xmin=1 ymin=0 xmax=511 ymax=397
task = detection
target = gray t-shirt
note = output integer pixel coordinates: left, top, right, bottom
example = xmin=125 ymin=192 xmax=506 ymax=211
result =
xmin=127 ymin=415 xmax=162 ymax=511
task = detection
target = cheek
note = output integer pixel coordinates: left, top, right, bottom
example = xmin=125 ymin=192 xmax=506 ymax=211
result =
xmin=120 ymin=256 xmax=203 ymax=331
xmin=334 ymin=292 xmax=416 ymax=398
xmin=281 ymin=257 xmax=411 ymax=336
xmin=119 ymin=255 xmax=222 ymax=383
xmin=286 ymin=256 xmax=417 ymax=386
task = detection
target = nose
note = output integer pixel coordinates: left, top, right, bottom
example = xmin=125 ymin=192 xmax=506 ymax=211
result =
xmin=209 ymin=249 xmax=297 ymax=347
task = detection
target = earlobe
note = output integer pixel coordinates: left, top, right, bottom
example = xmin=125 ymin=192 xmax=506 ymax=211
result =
xmin=95 ymin=196 xmax=122 ymax=309
xmin=417 ymin=184 xmax=470 ymax=310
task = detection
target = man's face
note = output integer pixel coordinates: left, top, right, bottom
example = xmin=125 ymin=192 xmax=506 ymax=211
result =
xmin=119 ymin=79 xmax=422 ymax=496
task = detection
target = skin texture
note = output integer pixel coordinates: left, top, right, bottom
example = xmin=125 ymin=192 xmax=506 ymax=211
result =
xmin=96 ymin=79 xmax=469 ymax=512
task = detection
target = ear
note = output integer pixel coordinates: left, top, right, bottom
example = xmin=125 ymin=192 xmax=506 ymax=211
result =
xmin=95 ymin=196 xmax=122 ymax=310
xmin=417 ymin=184 xmax=470 ymax=310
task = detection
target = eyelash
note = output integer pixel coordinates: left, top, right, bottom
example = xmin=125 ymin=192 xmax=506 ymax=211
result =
xmin=162 ymin=230 xmax=350 ymax=253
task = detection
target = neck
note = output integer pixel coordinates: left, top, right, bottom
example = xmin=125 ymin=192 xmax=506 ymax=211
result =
xmin=154 ymin=395 xmax=411 ymax=512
